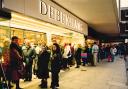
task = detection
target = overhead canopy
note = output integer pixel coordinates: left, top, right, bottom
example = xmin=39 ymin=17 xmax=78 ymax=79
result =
xmin=52 ymin=0 xmax=119 ymax=35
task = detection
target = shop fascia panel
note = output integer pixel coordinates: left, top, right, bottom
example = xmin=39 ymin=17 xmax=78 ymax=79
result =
xmin=0 ymin=12 xmax=84 ymax=39
xmin=2 ymin=0 xmax=88 ymax=35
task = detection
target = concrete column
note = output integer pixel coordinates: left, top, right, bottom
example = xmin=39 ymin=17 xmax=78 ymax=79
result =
xmin=46 ymin=33 xmax=52 ymax=46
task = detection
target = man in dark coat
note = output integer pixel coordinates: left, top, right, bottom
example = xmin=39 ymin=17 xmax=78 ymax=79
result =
xmin=75 ymin=44 xmax=82 ymax=68
xmin=37 ymin=46 xmax=50 ymax=88
xmin=10 ymin=36 xmax=24 ymax=89
xmin=87 ymin=45 xmax=93 ymax=66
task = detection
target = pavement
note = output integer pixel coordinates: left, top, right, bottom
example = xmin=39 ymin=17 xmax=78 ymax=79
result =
xmin=12 ymin=56 xmax=128 ymax=89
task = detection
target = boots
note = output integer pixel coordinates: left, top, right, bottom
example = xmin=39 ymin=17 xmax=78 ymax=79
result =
xmin=16 ymin=80 xmax=23 ymax=89
xmin=40 ymin=79 xmax=47 ymax=88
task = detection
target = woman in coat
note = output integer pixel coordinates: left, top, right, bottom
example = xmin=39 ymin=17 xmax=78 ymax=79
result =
xmin=50 ymin=43 xmax=61 ymax=89
xmin=37 ymin=46 xmax=50 ymax=88
xmin=2 ymin=40 xmax=13 ymax=88
xmin=10 ymin=36 xmax=24 ymax=89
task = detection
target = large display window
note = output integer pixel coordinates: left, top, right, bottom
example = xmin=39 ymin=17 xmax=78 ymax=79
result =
xmin=11 ymin=28 xmax=46 ymax=45
xmin=51 ymin=33 xmax=85 ymax=47
xmin=35 ymin=32 xmax=47 ymax=45
xmin=24 ymin=30 xmax=47 ymax=45
xmin=0 ymin=26 xmax=10 ymax=47
xmin=0 ymin=12 xmax=86 ymax=48
xmin=11 ymin=28 xmax=24 ymax=45
xmin=51 ymin=35 xmax=63 ymax=44
xmin=51 ymin=34 xmax=73 ymax=46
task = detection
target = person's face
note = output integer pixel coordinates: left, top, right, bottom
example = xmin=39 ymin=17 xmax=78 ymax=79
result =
xmin=26 ymin=42 xmax=31 ymax=47
xmin=13 ymin=39 xmax=19 ymax=45
xmin=52 ymin=45 xmax=57 ymax=51
xmin=42 ymin=46 xmax=46 ymax=52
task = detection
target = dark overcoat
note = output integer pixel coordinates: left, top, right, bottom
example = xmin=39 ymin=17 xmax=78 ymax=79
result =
xmin=37 ymin=50 xmax=50 ymax=79
xmin=10 ymin=43 xmax=23 ymax=81
xmin=74 ymin=48 xmax=82 ymax=65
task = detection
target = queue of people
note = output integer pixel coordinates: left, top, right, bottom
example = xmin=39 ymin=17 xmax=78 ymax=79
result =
xmin=0 ymin=36 xmax=128 ymax=89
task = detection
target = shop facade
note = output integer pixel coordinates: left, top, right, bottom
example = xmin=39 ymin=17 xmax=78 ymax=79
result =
xmin=0 ymin=0 xmax=88 ymax=47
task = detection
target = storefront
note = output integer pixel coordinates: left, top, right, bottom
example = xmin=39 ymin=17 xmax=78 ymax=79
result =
xmin=0 ymin=0 xmax=88 ymax=47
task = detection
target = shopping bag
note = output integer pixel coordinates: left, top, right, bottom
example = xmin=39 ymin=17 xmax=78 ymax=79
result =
xmin=81 ymin=53 xmax=87 ymax=58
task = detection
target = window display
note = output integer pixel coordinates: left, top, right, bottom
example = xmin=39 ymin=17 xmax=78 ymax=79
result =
xmin=11 ymin=28 xmax=46 ymax=46
xmin=11 ymin=28 xmax=24 ymax=45
xmin=0 ymin=26 xmax=10 ymax=47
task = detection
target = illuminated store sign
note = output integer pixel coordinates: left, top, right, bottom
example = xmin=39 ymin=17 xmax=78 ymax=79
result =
xmin=40 ymin=0 xmax=82 ymax=31
xmin=2 ymin=0 xmax=87 ymax=34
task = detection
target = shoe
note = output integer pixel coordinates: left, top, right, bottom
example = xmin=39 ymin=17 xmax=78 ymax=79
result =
xmin=56 ymin=85 xmax=59 ymax=88
xmin=56 ymin=84 xmax=59 ymax=87
xmin=24 ymin=79 xmax=28 ymax=82
xmin=39 ymin=83 xmax=42 ymax=87
xmin=40 ymin=81 xmax=48 ymax=88
xmin=28 ymin=79 xmax=32 ymax=81
xmin=50 ymin=85 xmax=52 ymax=88
xmin=40 ymin=85 xmax=47 ymax=88
xmin=82 ymin=64 xmax=85 ymax=66
xmin=16 ymin=87 xmax=23 ymax=89
xmin=50 ymin=86 xmax=54 ymax=89
xmin=51 ymin=87 xmax=56 ymax=89
xmin=50 ymin=85 xmax=56 ymax=89
xmin=8 ymin=84 xmax=14 ymax=88
xmin=75 ymin=66 xmax=79 ymax=68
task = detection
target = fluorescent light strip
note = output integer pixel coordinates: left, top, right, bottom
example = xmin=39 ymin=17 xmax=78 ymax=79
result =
xmin=12 ymin=12 xmax=72 ymax=33
xmin=0 ymin=12 xmax=84 ymax=39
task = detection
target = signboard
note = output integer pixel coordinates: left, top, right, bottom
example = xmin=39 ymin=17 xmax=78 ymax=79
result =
xmin=2 ymin=0 xmax=88 ymax=35
xmin=121 ymin=9 xmax=128 ymax=21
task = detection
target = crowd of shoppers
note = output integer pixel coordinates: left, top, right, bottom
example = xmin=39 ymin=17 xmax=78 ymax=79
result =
xmin=0 ymin=36 xmax=128 ymax=89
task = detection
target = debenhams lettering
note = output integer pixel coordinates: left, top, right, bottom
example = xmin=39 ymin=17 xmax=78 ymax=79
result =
xmin=40 ymin=0 xmax=82 ymax=31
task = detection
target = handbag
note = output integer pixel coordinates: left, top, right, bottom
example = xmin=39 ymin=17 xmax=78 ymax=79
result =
xmin=81 ymin=53 xmax=87 ymax=58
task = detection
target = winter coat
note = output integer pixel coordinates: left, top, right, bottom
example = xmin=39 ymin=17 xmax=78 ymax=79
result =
xmin=51 ymin=52 xmax=61 ymax=73
xmin=37 ymin=50 xmax=50 ymax=79
xmin=23 ymin=46 xmax=36 ymax=66
xmin=10 ymin=42 xmax=23 ymax=81
xmin=75 ymin=48 xmax=82 ymax=60
xmin=1 ymin=46 xmax=12 ymax=80
xmin=2 ymin=46 xmax=10 ymax=66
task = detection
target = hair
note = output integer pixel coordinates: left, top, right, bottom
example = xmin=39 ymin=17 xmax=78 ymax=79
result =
xmin=53 ymin=43 xmax=61 ymax=53
xmin=3 ymin=40 xmax=10 ymax=47
xmin=11 ymin=36 xmax=18 ymax=41
xmin=94 ymin=42 xmax=97 ymax=44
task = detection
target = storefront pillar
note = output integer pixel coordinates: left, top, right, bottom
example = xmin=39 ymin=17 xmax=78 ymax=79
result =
xmin=46 ymin=33 xmax=52 ymax=46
